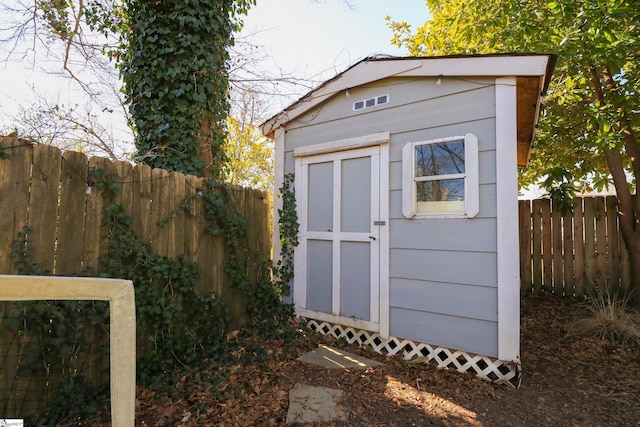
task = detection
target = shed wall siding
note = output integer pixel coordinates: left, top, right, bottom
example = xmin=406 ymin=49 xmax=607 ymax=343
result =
xmin=284 ymin=76 xmax=501 ymax=357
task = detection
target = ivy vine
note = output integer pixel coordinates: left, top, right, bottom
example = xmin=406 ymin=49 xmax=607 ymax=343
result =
xmin=5 ymin=165 xmax=300 ymax=422
xmin=201 ymin=178 xmax=294 ymax=329
xmin=272 ymin=173 xmax=299 ymax=297
xmin=117 ymin=0 xmax=255 ymax=177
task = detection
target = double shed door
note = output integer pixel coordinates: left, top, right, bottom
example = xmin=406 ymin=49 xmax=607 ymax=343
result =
xmin=294 ymin=144 xmax=388 ymax=335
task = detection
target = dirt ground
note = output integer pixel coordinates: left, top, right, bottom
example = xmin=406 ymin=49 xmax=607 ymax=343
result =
xmin=84 ymin=292 xmax=640 ymax=426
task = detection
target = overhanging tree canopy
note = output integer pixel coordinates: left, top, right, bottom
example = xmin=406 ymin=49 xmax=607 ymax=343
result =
xmin=388 ymin=0 xmax=640 ymax=292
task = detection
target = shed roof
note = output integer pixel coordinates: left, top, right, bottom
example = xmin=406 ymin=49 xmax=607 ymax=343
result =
xmin=262 ymin=54 xmax=556 ymax=167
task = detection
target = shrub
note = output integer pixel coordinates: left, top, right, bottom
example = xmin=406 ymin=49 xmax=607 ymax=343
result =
xmin=567 ymin=290 xmax=640 ymax=344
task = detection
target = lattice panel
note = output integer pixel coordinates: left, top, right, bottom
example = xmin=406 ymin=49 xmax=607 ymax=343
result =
xmin=305 ymin=319 xmax=521 ymax=388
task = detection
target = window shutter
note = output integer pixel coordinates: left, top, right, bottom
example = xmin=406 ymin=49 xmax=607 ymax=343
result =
xmin=401 ymin=142 xmax=414 ymax=219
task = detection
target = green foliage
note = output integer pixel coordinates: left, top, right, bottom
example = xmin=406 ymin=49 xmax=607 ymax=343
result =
xmin=0 ymin=144 xmax=9 ymax=160
xmin=117 ymin=0 xmax=255 ymax=176
xmin=31 ymin=376 xmax=110 ymax=425
xmin=388 ymin=0 xmax=640 ymax=196
xmin=222 ymin=115 xmax=274 ymax=191
xmin=272 ymin=173 xmax=299 ymax=297
xmin=11 ymin=301 xmax=111 ymax=426
xmin=99 ymin=202 xmax=229 ymax=384
xmin=5 ymin=161 xmax=289 ymax=421
xmin=10 ymin=226 xmax=38 ymax=275
xmin=388 ymin=0 xmax=640 ymax=289
xmin=201 ymin=178 xmax=293 ymax=327
xmin=3 ymin=241 xmax=111 ymax=424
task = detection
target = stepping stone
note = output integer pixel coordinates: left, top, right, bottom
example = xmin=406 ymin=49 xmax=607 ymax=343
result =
xmin=286 ymin=384 xmax=348 ymax=424
xmin=297 ymin=344 xmax=384 ymax=369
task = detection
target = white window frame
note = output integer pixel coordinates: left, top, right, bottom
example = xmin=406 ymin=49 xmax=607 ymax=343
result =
xmin=402 ymin=133 xmax=479 ymax=219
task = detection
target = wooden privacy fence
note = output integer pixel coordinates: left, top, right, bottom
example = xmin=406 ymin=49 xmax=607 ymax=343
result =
xmin=519 ymin=196 xmax=631 ymax=297
xmin=0 ymin=138 xmax=272 ymax=417
xmin=0 ymin=138 xmax=271 ymax=309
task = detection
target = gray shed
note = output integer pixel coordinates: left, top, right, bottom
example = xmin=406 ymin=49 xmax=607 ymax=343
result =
xmin=263 ymin=54 xmax=555 ymax=386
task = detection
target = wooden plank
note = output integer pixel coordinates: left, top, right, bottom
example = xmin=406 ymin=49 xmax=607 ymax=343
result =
xmin=113 ymin=160 xmax=135 ymax=216
xmin=531 ymin=199 xmax=543 ymax=291
xmin=562 ymin=205 xmax=574 ymax=296
xmin=84 ymin=156 xmax=110 ymax=275
xmin=167 ymin=172 xmax=186 ymax=259
xmin=551 ymin=199 xmax=564 ymax=293
xmin=226 ymin=185 xmax=247 ymax=329
xmin=57 ymin=150 xmax=89 ymax=275
xmin=183 ymin=175 xmax=202 ymax=264
xmin=518 ymin=200 xmax=533 ymax=292
xmin=0 ymin=302 xmax=25 ymax=415
xmin=606 ymin=195 xmax=620 ymax=292
xmin=197 ymin=182 xmax=226 ymax=299
xmin=131 ymin=163 xmax=152 ymax=245
xmin=618 ymin=196 xmax=632 ymax=292
xmin=0 ymin=142 xmax=37 ymax=410
xmin=24 ymin=145 xmax=62 ymax=275
xmin=583 ymin=197 xmax=596 ymax=293
xmin=572 ymin=198 xmax=585 ymax=296
xmin=593 ymin=196 xmax=607 ymax=290
xmin=3 ymin=145 xmax=33 ymax=275
xmin=619 ymin=230 xmax=631 ymax=291
xmin=0 ymin=276 xmax=136 ymax=427
xmin=150 ymin=167 xmax=170 ymax=257
xmin=540 ymin=199 xmax=552 ymax=292
xmin=0 ymin=151 xmax=12 ymax=274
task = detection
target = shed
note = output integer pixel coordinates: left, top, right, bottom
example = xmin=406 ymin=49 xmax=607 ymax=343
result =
xmin=263 ymin=54 xmax=556 ymax=386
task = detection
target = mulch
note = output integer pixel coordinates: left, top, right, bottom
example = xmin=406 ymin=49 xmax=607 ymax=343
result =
xmin=70 ymin=292 xmax=640 ymax=426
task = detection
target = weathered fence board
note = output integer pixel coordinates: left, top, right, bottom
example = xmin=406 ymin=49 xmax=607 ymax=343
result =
xmin=57 ymin=150 xmax=89 ymax=275
xmin=552 ymin=199 xmax=563 ymax=292
xmin=131 ymin=163 xmax=153 ymax=246
xmin=29 ymin=145 xmax=62 ymax=275
xmin=562 ymin=207 xmax=574 ymax=295
xmin=518 ymin=200 xmax=532 ymax=290
xmin=521 ymin=196 xmax=632 ymax=296
xmin=0 ymin=144 xmax=31 ymax=275
xmin=606 ymin=195 xmax=619 ymax=288
xmin=572 ymin=198 xmax=585 ymax=296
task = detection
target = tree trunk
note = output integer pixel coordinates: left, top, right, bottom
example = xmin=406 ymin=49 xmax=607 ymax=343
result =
xmin=198 ymin=116 xmax=214 ymax=178
xmin=591 ymin=64 xmax=640 ymax=300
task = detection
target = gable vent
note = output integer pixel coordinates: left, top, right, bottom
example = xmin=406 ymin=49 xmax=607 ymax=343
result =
xmin=353 ymin=94 xmax=390 ymax=111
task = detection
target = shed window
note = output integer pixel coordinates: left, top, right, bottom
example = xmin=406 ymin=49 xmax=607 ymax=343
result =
xmin=402 ymin=134 xmax=479 ymax=218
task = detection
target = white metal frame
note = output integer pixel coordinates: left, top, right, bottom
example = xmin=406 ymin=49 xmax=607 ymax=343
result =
xmin=0 ymin=276 xmax=136 ymax=426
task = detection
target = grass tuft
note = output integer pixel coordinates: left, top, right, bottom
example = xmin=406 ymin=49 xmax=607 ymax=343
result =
xmin=567 ymin=290 xmax=640 ymax=344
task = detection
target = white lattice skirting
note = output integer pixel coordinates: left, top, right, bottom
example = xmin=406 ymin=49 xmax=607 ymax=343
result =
xmin=305 ymin=319 xmax=521 ymax=389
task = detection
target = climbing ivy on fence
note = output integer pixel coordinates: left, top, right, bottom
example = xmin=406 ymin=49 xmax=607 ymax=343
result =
xmin=202 ymin=178 xmax=293 ymax=329
xmin=99 ymin=202 xmax=229 ymax=383
xmin=4 ymin=165 xmax=298 ymax=422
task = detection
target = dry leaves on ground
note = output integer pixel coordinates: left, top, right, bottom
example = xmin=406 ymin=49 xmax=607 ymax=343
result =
xmin=76 ymin=292 xmax=640 ymax=426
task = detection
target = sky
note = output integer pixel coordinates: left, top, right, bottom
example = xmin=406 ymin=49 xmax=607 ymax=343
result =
xmin=240 ymin=0 xmax=428 ymax=81
xmin=0 ymin=0 xmax=430 ymax=138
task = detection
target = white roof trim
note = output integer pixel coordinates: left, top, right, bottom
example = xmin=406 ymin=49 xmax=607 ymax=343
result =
xmin=293 ymin=131 xmax=390 ymax=157
xmin=262 ymin=55 xmax=553 ymax=137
